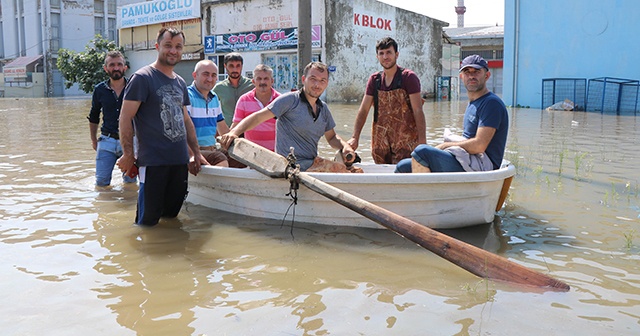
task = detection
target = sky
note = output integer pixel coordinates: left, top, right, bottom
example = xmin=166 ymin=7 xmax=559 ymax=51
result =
xmin=377 ymin=0 xmax=505 ymax=27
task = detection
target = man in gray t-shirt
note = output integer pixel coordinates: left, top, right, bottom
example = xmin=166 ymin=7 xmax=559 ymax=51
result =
xmin=220 ymin=62 xmax=358 ymax=172
xmin=116 ymin=27 xmax=205 ymax=226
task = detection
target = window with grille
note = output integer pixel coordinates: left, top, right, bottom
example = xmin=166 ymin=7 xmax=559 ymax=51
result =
xmin=95 ymin=16 xmax=105 ymax=37
xmin=95 ymin=1 xmax=104 ymax=14
xmin=108 ymin=1 xmax=116 ymax=14
xmin=108 ymin=18 xmax=117 ymax=42
xmin=461 ymin=50 xmax=503 ymax=60
xmin=51 ymin=13 xmax=60 ymax=51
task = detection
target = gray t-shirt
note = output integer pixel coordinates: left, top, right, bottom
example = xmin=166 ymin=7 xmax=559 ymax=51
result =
xmin=268 ymin=90 xmax=336 ymax=171
xmin=124 ymin=65 xmax=191 ymax=167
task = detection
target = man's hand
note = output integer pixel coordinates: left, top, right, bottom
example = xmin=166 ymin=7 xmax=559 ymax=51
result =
xmin=116 ymin=154 xmax=136 ymax=176
xmin=219 ymin=131 xmax=239 ymax=150
xmin=346 ymin=137 xmax=359 ymax=151
xmin=188 ymin=156 xmax=202 ymax=176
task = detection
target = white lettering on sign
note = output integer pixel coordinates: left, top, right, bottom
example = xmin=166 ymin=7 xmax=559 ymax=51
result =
xmin=117 ymin=0 xmax=200 ymax=29
xmin=353 ymin=13 xmax=393 ymax=31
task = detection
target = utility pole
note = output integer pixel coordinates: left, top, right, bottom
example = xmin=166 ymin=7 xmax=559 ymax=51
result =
xmin=297 ymin=0 xmax=312 ymax=88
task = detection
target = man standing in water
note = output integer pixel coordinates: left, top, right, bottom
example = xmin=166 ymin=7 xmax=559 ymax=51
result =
xmin=348 ymin=36 xmax=426 ymax=164
xmin=213 ymin=52 xmax=254 ymax=127
xmin=88 ymin=50 xmax=137 ymax=188
xmin=395 ymin=55 xmax=508 ymax=173
xmin=116 ymin=27 xmax=204 ymax=226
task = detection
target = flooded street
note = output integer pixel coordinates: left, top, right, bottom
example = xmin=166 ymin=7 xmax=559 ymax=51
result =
xmin=1 ymin=97 xmax=639 ymax=335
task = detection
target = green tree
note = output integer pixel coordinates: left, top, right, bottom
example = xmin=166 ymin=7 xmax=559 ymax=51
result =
xmin=57 ymin=35 xmax=126 ymax=93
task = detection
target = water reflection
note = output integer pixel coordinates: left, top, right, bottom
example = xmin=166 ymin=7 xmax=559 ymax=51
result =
xmin=1 ymin=98 xmax=639 ymax=335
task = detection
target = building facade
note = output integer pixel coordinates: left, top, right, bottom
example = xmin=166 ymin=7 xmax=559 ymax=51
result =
xmin=1 ymin=0 xmax=447 ymax=100
xmin=503 ymin=0 xmax=640 ymax=109
xmin=445 ymin=25 xmax=503 ymax=96
xmin=199 ymin=0 xmax=446 ymax=102
xmin=0 ymin=0 xmax=133 ymax=97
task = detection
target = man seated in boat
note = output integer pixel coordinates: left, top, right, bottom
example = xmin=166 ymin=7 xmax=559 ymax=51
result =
xmin=186 ymin=59 xmax=230 ymax=167
xmin=396 ymin=55 xmax=509 ymax=173
xmin=219 ymin=61 xmax=361 ymax=173
xmin=231 ymin=64 xmax=280 ymax=151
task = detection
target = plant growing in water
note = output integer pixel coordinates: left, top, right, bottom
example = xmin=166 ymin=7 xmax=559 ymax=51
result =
xmin=574 ymin=152 xmax=588 ymax=179
xmin=623 ymin=229 xmax=635 ymax=250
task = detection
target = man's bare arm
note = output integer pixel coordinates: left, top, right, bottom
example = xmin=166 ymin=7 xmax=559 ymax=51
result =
xmin=347 ymin=94 xmax=374 ymax=150
xmin=408 ymin=92 xmax=427 ymax=144
xmin=436 ymin=126 xmax=496 ymax=154
xmin=219 ymin=108 xmax=275 ymax=149
xmin=116 ymin=100 xmax=141 ymax=173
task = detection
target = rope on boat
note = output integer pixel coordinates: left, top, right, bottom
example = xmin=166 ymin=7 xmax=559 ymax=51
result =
xmin=282 ymin=147 xmax=301 ymax=239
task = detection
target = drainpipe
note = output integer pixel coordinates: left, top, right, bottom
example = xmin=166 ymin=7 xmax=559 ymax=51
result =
xmin=512 ymin=0 xmax=520 ymax=106
xmin=41 ymin=0 xmax=52 ymax=97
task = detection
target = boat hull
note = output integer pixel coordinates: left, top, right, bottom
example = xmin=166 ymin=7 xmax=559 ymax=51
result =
xmin=187 ymin=163 xmax=516 ymax=229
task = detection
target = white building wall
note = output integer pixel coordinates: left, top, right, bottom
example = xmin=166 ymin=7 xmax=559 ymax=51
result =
xmin=1 ymin=0 xmax=122 ymax=97
xmin=22 ymin=1 xmax=43 ymax=57
xmin=56 ymin=1 xmax=97 ymax=96
xmin=202 ymin=0 xmax=444 ymax=102
xmin=1 ymin=0 xmax=19 ymax=59
xmin=325 ymin=0 xmax=445 ymax=101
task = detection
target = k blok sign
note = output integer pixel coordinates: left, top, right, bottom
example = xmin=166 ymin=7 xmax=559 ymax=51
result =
xmin=353 ymin=12 xmax=393 ymax=31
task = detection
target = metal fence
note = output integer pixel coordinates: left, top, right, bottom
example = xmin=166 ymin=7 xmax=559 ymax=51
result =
xmin=587 ymin=77 xmax=639 ymax=113
xmin=542 ymin=78 xmax=587 ymax=111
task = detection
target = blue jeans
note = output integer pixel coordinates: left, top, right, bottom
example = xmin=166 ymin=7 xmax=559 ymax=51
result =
xmin=395 ymin=144 xmax=465 ymax=173
xmin=96 ymin=135 xmax=137 ymax=186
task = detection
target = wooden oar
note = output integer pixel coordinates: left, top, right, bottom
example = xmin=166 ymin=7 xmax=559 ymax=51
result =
xmin=227 ymin=138 xmax=570 ymax=291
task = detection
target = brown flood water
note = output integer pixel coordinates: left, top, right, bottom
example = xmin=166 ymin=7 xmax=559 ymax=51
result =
xmin=1 ymin=98 xmax=639 ymax=335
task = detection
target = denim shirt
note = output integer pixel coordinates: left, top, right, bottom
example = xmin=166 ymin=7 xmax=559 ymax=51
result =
xmin=88 ymin=78 xmax=127 ymax=135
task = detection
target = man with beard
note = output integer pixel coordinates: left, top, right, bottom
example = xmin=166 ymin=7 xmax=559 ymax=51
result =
xmin=395 ymin=55 xmax=508 ymax=173
xmin=231 ymin=64 xmax=280 ymax=151
xmin=219 ymin=62 xmax=360 ymax=173
xmin=213 ymin=52 xmax=255 ymax=127
xmin=116 ymin=27 xmax=204 ymax=226
xmin=348 ymin=36 xmax=426 ymax=164
xmin=88 ymin=50 xmax=137 ymax=187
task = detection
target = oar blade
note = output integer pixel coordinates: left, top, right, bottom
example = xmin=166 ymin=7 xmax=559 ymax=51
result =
xmin=227 ymin=138 xmax=289 ymax=178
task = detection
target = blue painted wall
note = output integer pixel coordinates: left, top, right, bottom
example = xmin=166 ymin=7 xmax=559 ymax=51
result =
xmin=503 ymin=0 xmax=640 ymax=109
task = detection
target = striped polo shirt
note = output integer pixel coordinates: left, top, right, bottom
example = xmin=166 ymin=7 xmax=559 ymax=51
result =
xmin=187 ymin=84 xmax=225 ymax=147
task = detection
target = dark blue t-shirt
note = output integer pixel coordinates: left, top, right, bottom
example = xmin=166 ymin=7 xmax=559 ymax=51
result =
xmin=463 ymin=92 xmax=509 ymax=169
xmin=123 ymin=65 xmax=191 ymax=167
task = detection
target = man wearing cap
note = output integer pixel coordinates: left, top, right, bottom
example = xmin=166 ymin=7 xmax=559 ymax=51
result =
xmin=395 ymin=55 xmax=508 ymax=173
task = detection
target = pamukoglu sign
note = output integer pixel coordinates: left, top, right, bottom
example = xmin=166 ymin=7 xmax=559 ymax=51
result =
xmin=118 ymin=0 xmax=200 ymax=29
xmin=209 ymin=26 xmax=322 ymax=53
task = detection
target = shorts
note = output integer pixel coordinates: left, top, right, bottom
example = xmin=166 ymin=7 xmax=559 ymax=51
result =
xmin=200 ymin=145 xmax=245 ymax=168
xmin=201 ymin=149 xmax=228 ymax=166
xmin=135 ymin=164 xmax=188 ymax=226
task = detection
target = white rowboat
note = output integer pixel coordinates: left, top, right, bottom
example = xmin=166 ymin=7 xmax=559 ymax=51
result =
xmin=187 ymin=162 xmax=516 ymax=229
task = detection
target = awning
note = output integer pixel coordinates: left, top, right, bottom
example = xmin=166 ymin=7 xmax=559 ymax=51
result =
xmin=3 ymin=55 xmax=43 ymax=80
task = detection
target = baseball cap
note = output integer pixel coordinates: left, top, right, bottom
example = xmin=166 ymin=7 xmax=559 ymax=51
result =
xmin=459 ymin=55 xmax=489 ymax=72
